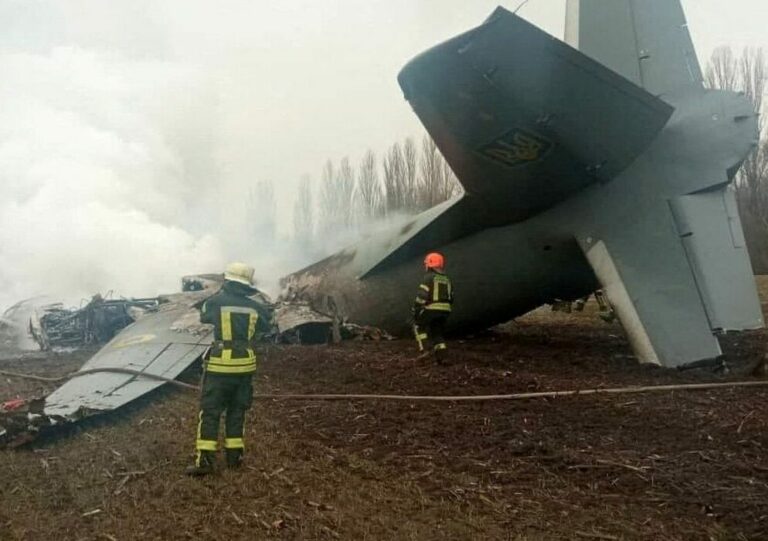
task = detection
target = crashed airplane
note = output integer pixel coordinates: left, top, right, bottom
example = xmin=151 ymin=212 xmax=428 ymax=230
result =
xmin=0 ymin=279 xmax=368 ymax=446
xmin=2 ymin=1 xmax=763 ymax=446
xmin=283 ymin=0 xmax=765 ymax=367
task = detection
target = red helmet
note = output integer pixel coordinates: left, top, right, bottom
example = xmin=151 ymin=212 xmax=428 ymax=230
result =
xmin=424 ymin=252 xmax=445 ymax=270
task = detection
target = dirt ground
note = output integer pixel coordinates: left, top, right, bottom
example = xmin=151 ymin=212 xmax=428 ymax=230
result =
xmin=1 ymin=282 xmax=768 ymax=540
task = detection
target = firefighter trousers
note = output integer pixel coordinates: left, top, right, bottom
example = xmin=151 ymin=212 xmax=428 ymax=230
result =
xmin=195 ymin=373 xmax=253 ymax=462
xmin=414 ymin=310 xmax=449 ymax=358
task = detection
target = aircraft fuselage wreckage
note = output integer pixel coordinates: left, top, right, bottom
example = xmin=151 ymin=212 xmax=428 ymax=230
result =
xmin=3 ymin=0 xmax=763 ymax=446
xmin=283 ymin=0 xmax=764 ymax=367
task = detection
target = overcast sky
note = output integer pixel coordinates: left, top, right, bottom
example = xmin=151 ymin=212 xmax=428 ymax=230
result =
xmin=2 ymin=1 xmax=766 ymax=191
xmin=0 ymin=0 xmax=766 ymax=307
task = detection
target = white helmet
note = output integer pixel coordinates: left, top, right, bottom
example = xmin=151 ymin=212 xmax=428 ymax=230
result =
xmin=224 ymin=262 xmax=255 ymax=286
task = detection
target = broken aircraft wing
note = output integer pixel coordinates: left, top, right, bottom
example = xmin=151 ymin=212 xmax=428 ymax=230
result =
xmin=44 ymin=291 xmax=213 ymax=419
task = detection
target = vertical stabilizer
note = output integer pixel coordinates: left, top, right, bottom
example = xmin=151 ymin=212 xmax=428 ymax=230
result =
xmin=670 ymin=187 xmax=764 ymax=332
xmin=582 ymin=241 xmax=661 ymax=365
xmin=565 ymin=0 xmax=703 ymax=96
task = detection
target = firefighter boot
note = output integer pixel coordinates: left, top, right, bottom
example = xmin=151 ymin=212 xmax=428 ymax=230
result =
xmin=225 ymin=448 xmax=244 ymax=469
xmin=434 ymin=344 xmax=448 ymax=364
xmin=186 ymin=451 xmax=215 ymax=476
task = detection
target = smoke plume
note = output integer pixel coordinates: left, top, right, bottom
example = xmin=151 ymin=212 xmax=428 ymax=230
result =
xmin=0 ymin=46 xmax=226 ymax=309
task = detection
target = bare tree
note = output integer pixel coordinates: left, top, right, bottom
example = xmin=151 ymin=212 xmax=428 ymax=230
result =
xmin=249 ymin=179 xmax=276 ymax=245
xmin=417 ymin=134 xmax=460 ymax=210
xmin=440 ymin=154 xmax=461 ymax=202
xmin=317 ymin=157 xmax=357 ymax=234
xmin=356 ymin=149 xmax=382 ymax=221
xmin=418 ymin=134 xmax=441 ymax=209
xmin=313 ymin=135 xmax=461 ymax=237
xmin=705 ymin=46 xmax=738 ymax=91
xmin=403 ymin=137 xmax=419 ymax=213
xmin=336 ymin=157 xmax=356 ymax=229
xmin=318 ymin=160 xmax=336 ymax=234
xmin=293 ymin=175 xmax=313 ymax=245
xmin=738 ymin=49 xmax=767 ymax=218
xmin=382 ymin=142 xmax=407 ymax=215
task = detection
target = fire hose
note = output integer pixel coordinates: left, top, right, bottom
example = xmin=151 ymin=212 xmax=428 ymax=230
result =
xmin=1 ymin=367 xmax=768 ymax=401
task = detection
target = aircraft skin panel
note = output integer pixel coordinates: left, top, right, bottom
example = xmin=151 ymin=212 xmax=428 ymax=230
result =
xmin=75 ymin=344 xmax=208 ymax=411
xmin=351 ymin=197 xmax=460 ymax=278
xmin=581 ymin=240 xmax=660 ymax=365
xmin=282 ymin=216 xmax=600 ymax=339
xmin=670 ymin=187 xmax=764 ymax=331
xmin=44 ymin=305 xmax=212 ymax=418
xmin=575 ymin=199 xmax=723 ymax=366
xmin=357 ymin=195 xmax=501 ymax=277
xmin=397 ymin=6 xmax=673 ymax=224
xmin=565 ymin=0 xmax=703 ymax=97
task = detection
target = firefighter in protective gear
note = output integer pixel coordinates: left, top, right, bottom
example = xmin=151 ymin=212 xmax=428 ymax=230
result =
xmin=412 ymin=252 xmax=454 ymax=362
xmin=186 ymin=262 xmax=272 ymax=476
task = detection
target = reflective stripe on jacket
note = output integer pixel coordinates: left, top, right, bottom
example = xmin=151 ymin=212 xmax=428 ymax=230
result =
xmin=201 ymin=281 xmax=271 ymax=374
xmin=414 ymin=271 xmax=454 ymax=313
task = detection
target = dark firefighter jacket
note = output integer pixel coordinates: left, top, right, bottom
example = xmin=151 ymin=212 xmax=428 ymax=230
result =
xmin=200 ymin=280 xmax=272 ymax=374
xmin=413 ymin=270 xmax=454 ymax=315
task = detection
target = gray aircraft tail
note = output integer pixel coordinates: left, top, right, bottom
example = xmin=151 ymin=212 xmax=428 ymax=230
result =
xmin=565 ymin=0 xmax=703 ymax=97
xmin=393 ymin=4 xmax=763 ymax=367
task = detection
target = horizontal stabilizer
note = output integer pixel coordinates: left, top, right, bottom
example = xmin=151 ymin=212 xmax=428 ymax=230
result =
xmin=358 ymin=195 xmax=488 ymax=277
xmin=398 ymin=6 xmax=673 ymax=224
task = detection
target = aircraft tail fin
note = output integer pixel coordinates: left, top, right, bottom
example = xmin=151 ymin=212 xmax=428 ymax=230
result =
xmin=397 ymin=7 xmax=673 ymax=225
xmin=669 ymin=186 xmax=764 ymax=332
xmin=565 ymin=0 xmax=703 ymax=97
xmin=577 ymin=186 xmax=762 ymax=367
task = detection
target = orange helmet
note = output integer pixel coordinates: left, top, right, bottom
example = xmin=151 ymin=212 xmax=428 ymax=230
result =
xmin=424 ymin=252 xmax=445 ymax=270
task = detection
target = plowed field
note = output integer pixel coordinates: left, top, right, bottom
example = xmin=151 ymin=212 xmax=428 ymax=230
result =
xmin=1 ymin=280 xmax=767 ymax=540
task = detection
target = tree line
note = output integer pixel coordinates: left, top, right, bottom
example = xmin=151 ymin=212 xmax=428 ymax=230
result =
xmin=292 ymin=134 xmax=461 ymax=249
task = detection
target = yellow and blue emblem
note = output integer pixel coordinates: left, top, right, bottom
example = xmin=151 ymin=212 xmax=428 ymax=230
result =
xmin=478 ymin=128 xmax=553 ymax=168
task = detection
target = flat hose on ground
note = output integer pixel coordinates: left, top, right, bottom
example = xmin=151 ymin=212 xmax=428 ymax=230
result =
xmin=1 ymin=367 xmax=768 ymax=401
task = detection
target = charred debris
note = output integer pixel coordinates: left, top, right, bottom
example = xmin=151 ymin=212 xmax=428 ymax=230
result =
xmin=0 ymin=274 xmax=391 ymax=448
xmin=18 ymin=274 xmax=389 ymax=352
xmin=29 ymin=295 xmax=159 ymax=351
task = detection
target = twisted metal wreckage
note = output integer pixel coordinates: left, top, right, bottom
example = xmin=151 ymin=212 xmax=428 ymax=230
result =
xmin=2 ymin=0 xmax=766 ymax=445
xmin=28 ymin=296 xmax=160 ymax=351
xmin=0 ymin=276 xmax=387 ymax=447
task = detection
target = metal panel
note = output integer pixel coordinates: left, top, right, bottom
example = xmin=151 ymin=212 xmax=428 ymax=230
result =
xmin=565 ymin=0 xmax=642 ymax=86
xmin=576 ymin=196 xmax=723 ymax=367
xmin=670 ymin=188 xmax=763 ymax=331
xmin=44 ymin=304 xmax=212 ymax=419
xmin=397 ymin=6 xmax=673 ymax=224
xmin=273 ymin=304 xmax=332 ymax=333
xmin=581 ymin=240 xmax=660 ymax=364
xmin=565 ymin=0 xmax=703 ymax=97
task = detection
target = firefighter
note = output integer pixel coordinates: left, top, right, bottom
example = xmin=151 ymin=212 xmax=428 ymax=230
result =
xmin=412 ymin=252 xmax=454 ymax=362
xmin=186 ymin=262 xmax=272 ymax=476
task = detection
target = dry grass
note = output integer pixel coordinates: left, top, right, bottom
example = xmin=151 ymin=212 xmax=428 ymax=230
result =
xmin=1 ymin=280 xmax=767 ymax=540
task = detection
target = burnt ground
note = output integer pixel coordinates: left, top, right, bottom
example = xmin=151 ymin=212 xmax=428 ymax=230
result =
xmin=1 ymin=282 xmax=768 ymax=540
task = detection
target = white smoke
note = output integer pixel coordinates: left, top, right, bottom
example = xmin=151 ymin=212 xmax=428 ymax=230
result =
xmin=0 ymin=46 xmax=226 ymax=309
xmin=0 ymin=0 xmax=456 ymax=312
